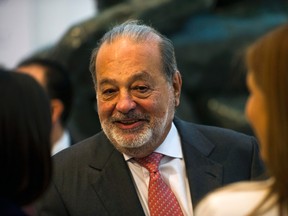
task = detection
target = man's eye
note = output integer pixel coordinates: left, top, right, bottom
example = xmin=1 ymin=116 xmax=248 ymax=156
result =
xmin=100 ymin=89 xmax=118 ymax=100
xmin=133 ymin=86 xmax=149 ymax=92
xmin=132 ymin=85 xmax=152 ymax=98
xmin=102 ymin=89 xmax=116 ymax=95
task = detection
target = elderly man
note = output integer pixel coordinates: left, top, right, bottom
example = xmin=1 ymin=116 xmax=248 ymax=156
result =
xmin=36 ymin=20 xmax=265 ymax=216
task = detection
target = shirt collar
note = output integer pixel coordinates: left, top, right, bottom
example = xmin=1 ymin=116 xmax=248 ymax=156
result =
xmin=52 ymin=130 xmax=71 ymax=156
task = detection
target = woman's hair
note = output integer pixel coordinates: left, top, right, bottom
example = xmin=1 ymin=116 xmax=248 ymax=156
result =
xmin=0 ymin=69 xmax=52 ymax=206
xmin=246 ymin=24 xmax=288 ymax=215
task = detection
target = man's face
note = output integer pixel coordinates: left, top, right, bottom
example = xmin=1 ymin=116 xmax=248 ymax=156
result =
xmin=95 ymin=36 xmax=181 ymax=157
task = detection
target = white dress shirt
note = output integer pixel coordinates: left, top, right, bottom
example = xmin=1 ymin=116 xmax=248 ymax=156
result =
xmin=52 ymin=130 xmax=71 ymax=156
xmin=124 ymin=123 xmax=193 ymax=216
xmin=195 ymin=179 xmax=283 ymax=216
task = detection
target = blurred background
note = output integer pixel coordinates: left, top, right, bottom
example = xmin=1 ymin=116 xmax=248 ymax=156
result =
xmin=0 ymin=0 xmax=96 ymax=68
xmin=1 ymin=0 xmax=288 ymax=142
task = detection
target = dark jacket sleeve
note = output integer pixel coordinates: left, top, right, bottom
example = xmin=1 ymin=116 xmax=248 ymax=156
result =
xmin=250 ymin=137 xmax=267 ymax=180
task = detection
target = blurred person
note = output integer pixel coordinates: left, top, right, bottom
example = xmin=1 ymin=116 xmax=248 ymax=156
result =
xmin=36 ymin=20 xmax=265 ymax=216
xmin=0 ymin=69 xmax=52 ymax=215
xmin=16 ymin=58 xmax=74 ymax=155
xmin=195 ymin=23 xmax=288 ymax=216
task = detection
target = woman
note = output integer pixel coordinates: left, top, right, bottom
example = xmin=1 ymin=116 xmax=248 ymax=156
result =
xmin=195 ymin=24 xmax=288 ymax=215
xmin=0 ymin=69 xmax=52 ymax=215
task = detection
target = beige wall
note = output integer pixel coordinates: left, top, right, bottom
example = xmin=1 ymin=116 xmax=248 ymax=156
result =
xmin=0 ymin=0 xmax=96 ymax=68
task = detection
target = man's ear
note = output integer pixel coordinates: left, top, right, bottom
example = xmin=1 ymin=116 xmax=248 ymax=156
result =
xmin=50 ymin=99 xmax=64 ymax=125
xmin=173 ymin=71 xmax=182 ymax=107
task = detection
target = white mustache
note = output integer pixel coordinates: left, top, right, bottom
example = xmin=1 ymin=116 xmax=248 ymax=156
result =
xmin=110 ymin=112 xmax=150 ymax=122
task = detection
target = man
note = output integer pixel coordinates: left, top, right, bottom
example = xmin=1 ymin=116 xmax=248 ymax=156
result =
xmin=36 ymin=20 xmax=265 ymax=216
xmin=16 ymin=58 xmax=74 ymax=155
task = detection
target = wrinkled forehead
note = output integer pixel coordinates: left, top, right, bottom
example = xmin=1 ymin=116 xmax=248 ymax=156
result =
xmin=95 ymin=35 xmax=165 ymax=82
xmin=92 ymin=33 xmax=164 ymax=85
xmin=95 ymin=35 xmax=161 ymax=68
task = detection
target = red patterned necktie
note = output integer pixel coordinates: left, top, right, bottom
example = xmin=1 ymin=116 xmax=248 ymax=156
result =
xmin=134 ymin=152 xmax=184 ymax=216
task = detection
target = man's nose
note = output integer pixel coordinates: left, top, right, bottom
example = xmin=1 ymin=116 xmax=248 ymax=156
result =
xmin=115 ymin=92 xmax=136 ymax=114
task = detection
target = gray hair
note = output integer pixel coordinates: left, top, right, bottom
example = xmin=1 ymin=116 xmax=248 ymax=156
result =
xmin=89 ymin=20 xmax=178 ymax=85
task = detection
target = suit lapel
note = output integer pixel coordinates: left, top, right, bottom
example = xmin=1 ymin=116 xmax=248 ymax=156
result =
xmin=88 ymin=134 xmax=145 ymax=216
xmin=174 ymin=118 xmax=223 ymax=205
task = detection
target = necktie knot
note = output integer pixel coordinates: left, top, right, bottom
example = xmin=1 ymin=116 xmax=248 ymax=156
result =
xmin=134 ymin=152 xmax=163 ymax=173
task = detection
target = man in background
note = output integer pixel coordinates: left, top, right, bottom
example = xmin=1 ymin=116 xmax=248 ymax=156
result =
xmin=16 ymin=58 xmax=74 ymax=155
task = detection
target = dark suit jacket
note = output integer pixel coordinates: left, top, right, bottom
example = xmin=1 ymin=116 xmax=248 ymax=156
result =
xmin=36 ymin=118 xmax=265 ymax=216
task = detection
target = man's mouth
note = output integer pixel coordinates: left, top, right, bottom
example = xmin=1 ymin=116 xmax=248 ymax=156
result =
xmin=114 ymin=119 xmax=146 ymax=130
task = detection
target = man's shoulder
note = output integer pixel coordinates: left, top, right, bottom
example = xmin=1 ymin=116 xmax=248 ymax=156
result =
xmin=175 ymin=117 xmax=254 ymax=141
xmin=195 ymin=123 xmax=253 ymax=140
xmin=174 ymin=117 xmax=257 ymax=155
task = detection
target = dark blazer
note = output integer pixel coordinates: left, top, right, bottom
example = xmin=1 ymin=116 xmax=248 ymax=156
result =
xmin=36 ymin=118 xmax=265 ymax=216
